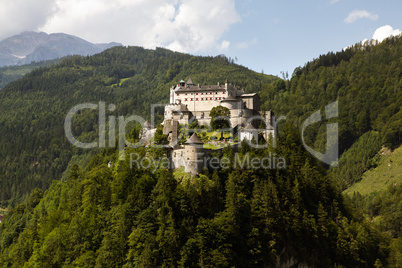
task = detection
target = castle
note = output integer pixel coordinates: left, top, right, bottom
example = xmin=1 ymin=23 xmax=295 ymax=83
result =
xmin=144 ymin=77 xmax=277 ymax=175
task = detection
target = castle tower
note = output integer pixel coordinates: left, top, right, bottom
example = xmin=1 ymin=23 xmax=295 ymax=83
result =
xmin=186 ymin=76 xmax=195 ymax=86
xmin=184 ymin=133 xmax=204 ymax=175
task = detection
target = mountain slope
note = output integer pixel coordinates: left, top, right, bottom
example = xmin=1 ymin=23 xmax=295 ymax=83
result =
xmin=0 ymin=128 xmax=390 ymax=267
xmin=0 ymin=46 xmax=277 ymax=206
xmin=261 ymin=36 xmax=401 ymax=187
xmin=344 ymin=146 xmax=402 ymax=196
xmin=0 ymin=59 xmax=61 ymax=89
xmin=0 ymin=31 xmax=121 ymax=67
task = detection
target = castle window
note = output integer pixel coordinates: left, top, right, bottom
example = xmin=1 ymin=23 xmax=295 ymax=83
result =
xmin=196 ymin=93 xmax=198 ymax=95
xmin=184 ymin=98 xmax=188 ymax=101
xmin=185 ymin=93 xmax=187 ymax=95
xmin=191 ymin=98 xmax=193 ymax=101
xmin=196 ymin=98 xmax=199 ymax=101
xmin=201 ymin=98 xmax=204 ymax=101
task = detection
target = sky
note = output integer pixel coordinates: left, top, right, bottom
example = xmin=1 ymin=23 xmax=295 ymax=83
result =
xmin=0 ymin=0 xmax=401 ymax=76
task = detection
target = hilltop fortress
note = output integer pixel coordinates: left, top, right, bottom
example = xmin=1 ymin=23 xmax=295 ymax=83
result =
xmin=163 ymin=77 xmax=275 ymax=137
xmin=144 ymin=77 xmax=277 ymax=174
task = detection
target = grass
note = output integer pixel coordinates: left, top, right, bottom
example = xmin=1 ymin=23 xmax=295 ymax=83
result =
xmin=110 ymin=77 xmax=131 ymax=87
xmin=203 ymin=143 xmax=221 ymax=149
xmin=199 ymin=130 xmax=231 ymax=142
xmin=344 ymin=146 xmax=402 ymax=196
xmin=173 ymin=166 xmax=193 ymax=182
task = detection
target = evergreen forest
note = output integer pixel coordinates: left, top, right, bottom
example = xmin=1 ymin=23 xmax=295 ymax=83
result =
xmin=0 ymin=36 xmax=401 ymax=267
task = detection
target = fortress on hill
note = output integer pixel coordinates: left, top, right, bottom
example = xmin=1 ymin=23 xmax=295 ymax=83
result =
xmin=143 ymin=77 xmax=277 ymax=175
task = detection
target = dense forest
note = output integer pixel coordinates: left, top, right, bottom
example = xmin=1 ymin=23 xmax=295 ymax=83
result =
xmin=260 ymin=36 xmax=401 ymax=188
xmin=0 ymin=35 xmax=401 ymax=267
xmin=0 ymin=47 xmax=276 ymax=206
xmin=0 ymin=59 xmax=60 ymax=89
xmin=0 ymin=127 xmax=392 ymax=267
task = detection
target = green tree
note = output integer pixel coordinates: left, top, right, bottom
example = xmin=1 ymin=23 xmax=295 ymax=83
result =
xmin=209 ymin=105 xmax=231 ymax=139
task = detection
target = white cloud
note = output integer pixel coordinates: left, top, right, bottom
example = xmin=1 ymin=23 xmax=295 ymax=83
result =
xmin=0 ymin=0 xmax=57 ymax=41
xmin=218 ymin=40 xmax=230 ymax=51
xmin=344 ymin=25 xmax=402 ymax=50
xmin=372 ymin=25 xmax=401 ymax=42
xmin=0 ymin=0 xmax=241 ymax=54
xmin=330 ymin=0 xmax=340 ymax=4
xmin=344 ymin=10 xmax=378 ymax=23
xmin=236 ymin=38 xmax=257 ymax=49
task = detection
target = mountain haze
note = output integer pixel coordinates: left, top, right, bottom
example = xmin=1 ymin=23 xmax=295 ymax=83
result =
xmin=0 ymin=31 xmax=121 ymax=67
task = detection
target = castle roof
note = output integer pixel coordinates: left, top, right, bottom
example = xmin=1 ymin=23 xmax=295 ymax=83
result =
xmin=241 ymin=123 xmax=258 ymax=132
xmin=185 ymin=133 xmax=204 ymax=145
xmin=220 ymin=95 xmax=239 ymax=102
xmin=174 ymin=77 xmax=243 ymax=93
xmin=175 ymin=84 xmax=226 ymax=92
xmin=186 ymin=76 xmax=195 ymax=86
xmin=240 ymin=93 xmax=260 ymax=98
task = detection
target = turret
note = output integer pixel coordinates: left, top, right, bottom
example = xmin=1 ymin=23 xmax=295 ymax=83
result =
xmin=184 ymin=133 xmax=204 ymax=175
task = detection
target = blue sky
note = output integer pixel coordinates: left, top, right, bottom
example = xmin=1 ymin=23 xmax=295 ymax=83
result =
xmin=0 ymin=0 xmax=401 ymax=77
xmin=213 ymin=0 xmax=402 ymax=76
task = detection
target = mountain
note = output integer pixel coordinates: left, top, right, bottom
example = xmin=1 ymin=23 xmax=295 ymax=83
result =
xmin=260 ymin=36 xmax=401 ymax=182
xmin=0 ymin=128 xmax=390 ymax=267
xmin=0 ymin=46 xmax=277 ymax=206
xmin=0 ymin=59 xmax=60 ymax=89
xmin=0 ymin=31 xmax=122 ymax=67
xmin=0 ymin=36 xmax=400 ymax=266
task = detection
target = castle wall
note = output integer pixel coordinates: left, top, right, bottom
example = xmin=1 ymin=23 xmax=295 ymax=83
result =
xmin=263 ymin=129 xmax=276 ymax=142
xmin=241 ymin=95 xmax=260 ymax=111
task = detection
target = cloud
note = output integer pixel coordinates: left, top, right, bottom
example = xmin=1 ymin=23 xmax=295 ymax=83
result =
xmin=218 ymin=40 xmax=230 ymax=51
xmin=330 ymin=0 xmax=340 ymax=4
xmin=372 ymin=25 xmax=401 ymax=42
xmin=236 ymin=38 xmax=257 ymax=49
xmin=344 ymin=25 xmax=402 ymax=50
xmin=344 ymin=10 xmax=378 ymax=23
xmin=0 ymin=0 xmax=57 ymax=41
xmin=0 ymin=0 xmax=241 ymax=54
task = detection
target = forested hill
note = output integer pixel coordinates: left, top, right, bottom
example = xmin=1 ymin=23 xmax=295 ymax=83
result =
xmin=0 ymin=128 xmax=392 ymax=267
xmin=0 ymin=37 xmax=401 ymax=267
xmin=0 ymin=46 xmax=277 ymax=206
xmin=261 ymin=35 xmax=401 ymax=188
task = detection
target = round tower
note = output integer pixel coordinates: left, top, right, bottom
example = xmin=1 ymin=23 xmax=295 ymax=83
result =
xmin=184 ymin=133 xmax=204 ymax=175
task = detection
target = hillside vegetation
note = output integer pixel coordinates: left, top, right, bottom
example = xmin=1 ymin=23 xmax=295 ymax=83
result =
xmin=0 ymin=127 xmax=391 ymax=267
xmin=0 ymin=47 xmax=277 ymax=206
xmin=0 ymin=35 xmax=401 ymax=267
xmin=261 ymin=36 xmax=401 ymax=190
xmin=0 ymin=60 xmax=60 ymax=89
xmin=344 ymin=146 xmax=402 ymax=196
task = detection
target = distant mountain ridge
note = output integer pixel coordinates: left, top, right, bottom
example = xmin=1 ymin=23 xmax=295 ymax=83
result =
xmin=0 ymin=31 xmax=121 ymax=67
